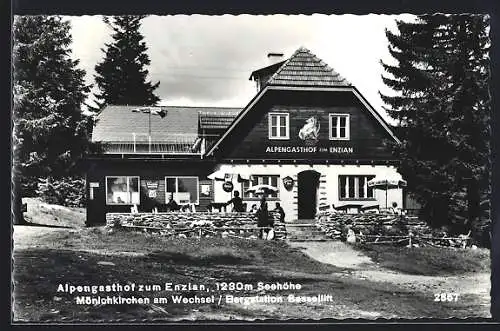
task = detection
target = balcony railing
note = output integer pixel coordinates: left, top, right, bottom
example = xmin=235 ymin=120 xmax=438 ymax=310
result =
xmin=103 ymin=142 xmax=197 ymax=155
xmin=101 ymin=133 xmax=203 ymax=155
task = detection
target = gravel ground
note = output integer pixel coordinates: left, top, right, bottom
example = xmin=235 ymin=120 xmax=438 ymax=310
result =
xmin=288 ymin=241 xmax=377 ymax=269
xmin=289 ymin=240 xmax=491 ymax=318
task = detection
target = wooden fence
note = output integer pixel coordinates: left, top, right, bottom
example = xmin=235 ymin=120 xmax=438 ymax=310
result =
xmin=353 ymin=233 xmax=472 ymax=248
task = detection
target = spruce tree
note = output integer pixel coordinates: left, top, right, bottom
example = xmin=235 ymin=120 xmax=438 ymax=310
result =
xmin=380 ymin=15 xmax=491 ymax=244
xmin=381 ymin=16 xmax=453 ymax=228
xmin=439 ymin=16 xmax=491 ymax=243
xmin=12 ymin=16 xmax=93 ymax=223
xmin=93 ymin=15 xmax=160 ymax=109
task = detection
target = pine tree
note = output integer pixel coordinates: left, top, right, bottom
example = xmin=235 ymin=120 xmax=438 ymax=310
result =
xmin=12 ymin=16 xmax=93 ymax=223
xmin=380 ymin=15 xmax=491 ymax=245
xmin=93 ymin=15 xmax=160 ymax=109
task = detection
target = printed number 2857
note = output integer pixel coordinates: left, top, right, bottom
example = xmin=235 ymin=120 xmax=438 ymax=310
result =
xmin=434 ymin=293 xmax=459 ymax=302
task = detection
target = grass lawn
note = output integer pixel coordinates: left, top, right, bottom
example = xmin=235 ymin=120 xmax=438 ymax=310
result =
xmin=78 ymin=228 xmax=347 ymax=274
xmin=354 ymin=243 xmax=490 ymax=276
xmin=13 ymin=227 xmax=474 ymax=321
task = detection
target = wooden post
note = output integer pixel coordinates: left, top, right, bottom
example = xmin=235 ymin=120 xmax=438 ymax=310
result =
xmin=148 ymin=109 xmax=152 ymax=153
xmin=133 ymin=132 xmax=136 ymax=153
xmin=385 ymin=182 xmax=388 ymax=210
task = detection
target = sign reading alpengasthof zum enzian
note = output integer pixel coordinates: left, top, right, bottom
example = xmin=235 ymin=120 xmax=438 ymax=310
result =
xmin=265 ymin=116 xmax=354 ymax=154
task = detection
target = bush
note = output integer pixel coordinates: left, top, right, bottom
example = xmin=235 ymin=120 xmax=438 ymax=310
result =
xmin=37 ymin=177 xmax=86 ymax=207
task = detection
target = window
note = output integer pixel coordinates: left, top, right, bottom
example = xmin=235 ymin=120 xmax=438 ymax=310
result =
xmin=329 ymin=114 xmax=350 ymax=140
xmin=106 ymin=176 xmax=140 ymax=205
xmin=242 ymin=175 xmax=280 ymax=199
xmin=268 ymin=113 xmax=290 ymax=139
xmin=165 ymin=176 xmax=199 ymax=204
xmin=339 ymin=175 xmax=375 ymax=200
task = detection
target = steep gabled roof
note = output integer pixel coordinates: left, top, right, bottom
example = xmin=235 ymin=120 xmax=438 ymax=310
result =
xmin=205 ymin=47 xmax=398 ymax=157
xmin=266 ymin=47 xmax=351 ymax=87
xmin=92 ymin=105 xmax=241 ymax=143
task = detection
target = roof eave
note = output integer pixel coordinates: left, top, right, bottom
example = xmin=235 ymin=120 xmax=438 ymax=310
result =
xmin=248 ymin=61 xmax=287 ymax=80
xmin=350 ymin=86 xmax=401 ymax=145
xmin=205 ymin=85 xmax=401 ymax=157
xmin=205 ymin=85 xmax=270 ymax=157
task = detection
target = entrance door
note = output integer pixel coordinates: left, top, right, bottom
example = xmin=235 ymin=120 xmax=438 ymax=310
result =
xmin=86 ymin=179 xmax=105 ymax=226
xmin=297 ymin=170 xmax=321 ymax=220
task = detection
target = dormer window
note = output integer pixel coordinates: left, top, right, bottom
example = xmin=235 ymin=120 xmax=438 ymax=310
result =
xmin=268 ymin=113 xmax=289 ymax=140
xmin=329 ymin=114 xmax=350 ymax=140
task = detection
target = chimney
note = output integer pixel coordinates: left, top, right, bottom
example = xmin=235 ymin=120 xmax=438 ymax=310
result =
xmin=250 ymin=52 xmax=286 ymax=92
xmin=267 ymin=52 xmax=284 ymax=66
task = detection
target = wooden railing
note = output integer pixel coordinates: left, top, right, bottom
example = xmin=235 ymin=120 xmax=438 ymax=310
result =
xmin=354 ymin=233 xmax=472 ymax=248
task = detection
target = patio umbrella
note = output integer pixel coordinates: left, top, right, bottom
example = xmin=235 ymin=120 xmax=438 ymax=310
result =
xmin=246 ymin=184 xmax=278 ymax=196
xmin=367 ymin=176 xmax=407 ymax=209
xmin=208 ymin=171 xmax=250 ymax=181
xmin=207 ymin=170 xmax=226 ymax=181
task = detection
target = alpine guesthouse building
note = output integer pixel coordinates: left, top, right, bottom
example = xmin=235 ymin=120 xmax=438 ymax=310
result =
xmin=86 ymin=47 xmax=405 ymax=225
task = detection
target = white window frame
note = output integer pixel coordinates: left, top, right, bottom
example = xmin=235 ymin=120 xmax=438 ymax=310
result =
xmin=165 ymin=176 xmax=200 ymax=205
xmin=105 ymin=176 xmax=140 ymax=205
xmin=339 ymin=175 xmax=375 ymax=200
xmin=329 ymin=113 xmax=350 ymax=140
xmin=268 ymin=113 xmax=290 ymax=140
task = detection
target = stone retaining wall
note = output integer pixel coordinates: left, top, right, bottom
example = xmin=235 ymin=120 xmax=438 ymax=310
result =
xmin=316 ymin=212 xmax=436 ymax=243
xmin=106 ymin=212 xmax=286 ymax=239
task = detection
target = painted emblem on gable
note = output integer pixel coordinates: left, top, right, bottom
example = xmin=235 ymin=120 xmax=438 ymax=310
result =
xmin=298 ymin=116 xmax=320 ymax=144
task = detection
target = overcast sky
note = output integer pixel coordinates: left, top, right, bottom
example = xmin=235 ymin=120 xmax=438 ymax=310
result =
xmin=67 ymin=14 xmax=416 ymax=122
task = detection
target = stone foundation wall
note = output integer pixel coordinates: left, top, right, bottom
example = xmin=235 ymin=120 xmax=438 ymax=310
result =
xmin=106 ymin=212 xmax=286 ymax=239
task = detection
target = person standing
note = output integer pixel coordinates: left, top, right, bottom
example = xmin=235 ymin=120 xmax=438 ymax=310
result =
xmin=273 ymin=202 xmax=285 ymax=223
xmin=226 ymin=190 xmax=245 ymax=212
xmin=257 ymin=196 xmax=269 ymax=239
xmin=165 ymin=195 xmax=180 ymax=212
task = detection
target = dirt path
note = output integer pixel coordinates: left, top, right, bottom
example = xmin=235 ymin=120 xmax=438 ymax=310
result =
xmin=289 ymin=240 xmax=491 ymax=316
xmin=13 ymin=226 xmax=78 ymax=250
xmin=289 ymin=241 xmax=377 ymax=269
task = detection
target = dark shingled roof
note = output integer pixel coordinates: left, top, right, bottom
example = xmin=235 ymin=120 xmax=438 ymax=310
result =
xmin=267 ymin=47 xmax=351 ymax=87
xmin=249 ymin=60 xmax=286 ymax=81
xmin=199 ymin=112 xmax=238 ymax=129
xmin=92 ymin=105 xmax=241 ymax=143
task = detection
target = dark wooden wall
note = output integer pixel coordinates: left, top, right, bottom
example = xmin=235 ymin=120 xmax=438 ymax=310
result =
xmin=86 ymin=159 xmax=217 ymax=224
xmin=215 ymin=89 xmax=396 ymax=161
